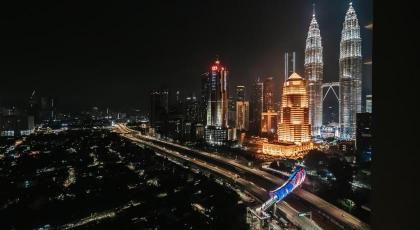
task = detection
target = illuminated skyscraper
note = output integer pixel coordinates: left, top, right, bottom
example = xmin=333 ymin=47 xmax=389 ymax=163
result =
xmin=205 ymin=58 xmax=230 ymax=145
xmin=305 ymin=5 xmax=323 ymax=136
xmin=339 ymin=2 xmax=362 ymax=139
xmin=278 ymin=73 xmax=311 ymax=144
xmin=250 ymin=78 xmax=263 ymax=134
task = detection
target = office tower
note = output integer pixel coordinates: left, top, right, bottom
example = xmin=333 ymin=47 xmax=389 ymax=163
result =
xmin=365 ymin=95 xmax=372 ymax=113
xmin=185 ymin=93 xmax=199 ymax=123
xmin=250 ymin=78 xmax=264 ymax=135
xmin=236 ymin=85 xmax=245 ymax=101
xmin=305 ymin=5 xmax=323 ymax=136
xmin=150 ymin=89 xmax=169 ymax=132
xmin=339 ymin=2 xmax=362 ymax=139
xmin=356 ymin=113 xmax=372 ymax=162
xmin=236 ymin=101 xmax=249 ymax=131
xmin=205 ymin=58 xmax=230 ymax=145
xmin=263 ymin=77 xmax=274 ymax=112
xmin=228 ymin=96 xmax=236 ymax=128
xmin=40 ymin=96 xmax=56 ymax=121
xmin=284 ymin=52 xmax=296 ymax=82
xmin=199 ymin=72 xmax=210 ymax=124
xmin=278 ymin=73 xmax=311 ymax=144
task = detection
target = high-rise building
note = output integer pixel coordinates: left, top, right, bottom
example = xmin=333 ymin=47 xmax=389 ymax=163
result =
xmin=150 ymin=89 xmax=169 ymax=132
xmin=263 ymin=77 xmax=274 ymax=112
xmin=250 ymin=78 xmax=264 ymax=135
xmin=205 ymin=58 xmax=230 ymax=145
xmin=284 ymin=52 xmax=296 ymax=82
xmin=278 ymin=73 xmax=311 ymax=144
xmin=366 ymin=94 xmax=372 ymax=113
xmin=235 ymin=85 xmax=249 ymax=131
xmin=228 ymin=96 xmax=236 ymax=128
xmin=339 ymin=2 xmax=362 ymax=139
xmin=236 ymin=101 xmax=249 ymax=131
xmin=356 ymin=113 xmax=372 ymax=162
xmin=236 ymin=85 xmax=245 ymax=101
xmin=199 ymin=72 xmax=210 ymax=124
xmin=305 ymin=5 xmax=323 ymax=137
xmin=185 ymin=93 xmax=199 ymax=123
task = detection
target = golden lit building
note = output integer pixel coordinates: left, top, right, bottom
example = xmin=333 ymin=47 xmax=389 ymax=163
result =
xmin=278 ymin=72 xmax=311 ymax=143
xmin=262 ymin=72 xmax=313 ymax=157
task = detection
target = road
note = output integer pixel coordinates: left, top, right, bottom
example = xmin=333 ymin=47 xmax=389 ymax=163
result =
xmin=115 ymin=124 xmax=369 ymax=230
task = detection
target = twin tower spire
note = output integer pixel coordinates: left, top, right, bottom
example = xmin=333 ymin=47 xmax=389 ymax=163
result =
xmin=304 ymin=2 xmax=361 ymax=139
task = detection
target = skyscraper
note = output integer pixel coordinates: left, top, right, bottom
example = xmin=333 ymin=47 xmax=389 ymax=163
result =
xmin=236 ymin=85 xmax=245 ymax=101
xmin=236 ymin=101 xmax=249 ymax=131
xmin=235 ymin=85 xmax=249 ymax=131
xmin=205 ymin=58 xmax=230 ymax=145
xmin=228 ymin=96 xmax=236 ymax=128
xmin=284 ymin=52 xmax=296 ymax=82
xmin=150 ymin=89 xmax=169 ymax=132
xmin=278 ymin=73 xmax=311 ymax=144
xmin=263 ymin=77 xmax=274 ymax=112
xmin=339 ymin=2 xmax=362 ymax=139
xmin=305 ymin=5 xmax=323 ymax=137
xmin=199 ymin=72 xmax=210 ymax=124
xmin=250 ymin=78 xmax=263 ymax=135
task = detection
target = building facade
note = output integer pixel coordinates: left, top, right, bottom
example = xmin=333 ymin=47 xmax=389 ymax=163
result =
xmin=236 ymin=101 xmax=249 ymax=131
xmin=150 ymin=89 xmax=169 ymax=133
xmin=339 ymin=2 xmax=362 ymax=139
xmin=204 ymin=58 xmax=231 ymax=145
xmin=263 ymin=77 xmax=274 ymax=112
xmin=278 ymin=73 xmax=311 ymax=144
xmin=250 ymin=78 xmax=264 ymax=135
xmin=305 ymin=6 xmax=323 ymax=137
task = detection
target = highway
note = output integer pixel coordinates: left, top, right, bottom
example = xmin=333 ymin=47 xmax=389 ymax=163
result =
xmin=115 ymin=124 xmax=369 ymax=230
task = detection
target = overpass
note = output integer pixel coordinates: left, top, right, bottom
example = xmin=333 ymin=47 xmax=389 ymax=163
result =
xmin=115 ymin=124 xmax=369 ymax=230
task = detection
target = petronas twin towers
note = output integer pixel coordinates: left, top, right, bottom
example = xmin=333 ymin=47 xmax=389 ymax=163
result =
xmin=304 ymin=2 xmax=362 ymax=139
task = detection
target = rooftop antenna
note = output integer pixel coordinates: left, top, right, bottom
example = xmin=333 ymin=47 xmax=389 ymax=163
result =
xmin=312 ymin=3 xmax=315 ymax=17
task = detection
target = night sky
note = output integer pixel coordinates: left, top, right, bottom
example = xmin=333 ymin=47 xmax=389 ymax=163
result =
xmin=0 ymin=0 xmax=372 ymax=112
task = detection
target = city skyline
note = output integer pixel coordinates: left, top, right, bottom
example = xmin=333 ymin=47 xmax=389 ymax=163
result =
xmin=0 ymin=1 xmax=376 ymax=229
xmin=0 ymin=0 xmax=372 ymax=112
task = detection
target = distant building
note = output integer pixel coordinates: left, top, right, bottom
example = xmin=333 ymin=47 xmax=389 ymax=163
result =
xmin=184 ymin=94 xmax=199 ymax=123
xmin=150 ymin=89 xmax=169 ymax=133
xmin=365 ymin=95 xmax=372 ymax=113
xmin=204 ymin=58 xmax=233 ymax=145
xmin=236 ymin=101 xmax=249 ymax=131
xmin=228 ymin=96 xmax=236 ymax=128
xmin=263 ymin=77 xmax=274 ymax=112
xmin=356 ymin=113 xmax=372 ymax=162
xmin=199 ymin=72 xmax=210 ymax=125
xmin=236 ymin=85 xmax=245 ymax=101
xmin=250 ymin=78 xmax=264 ymax=135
